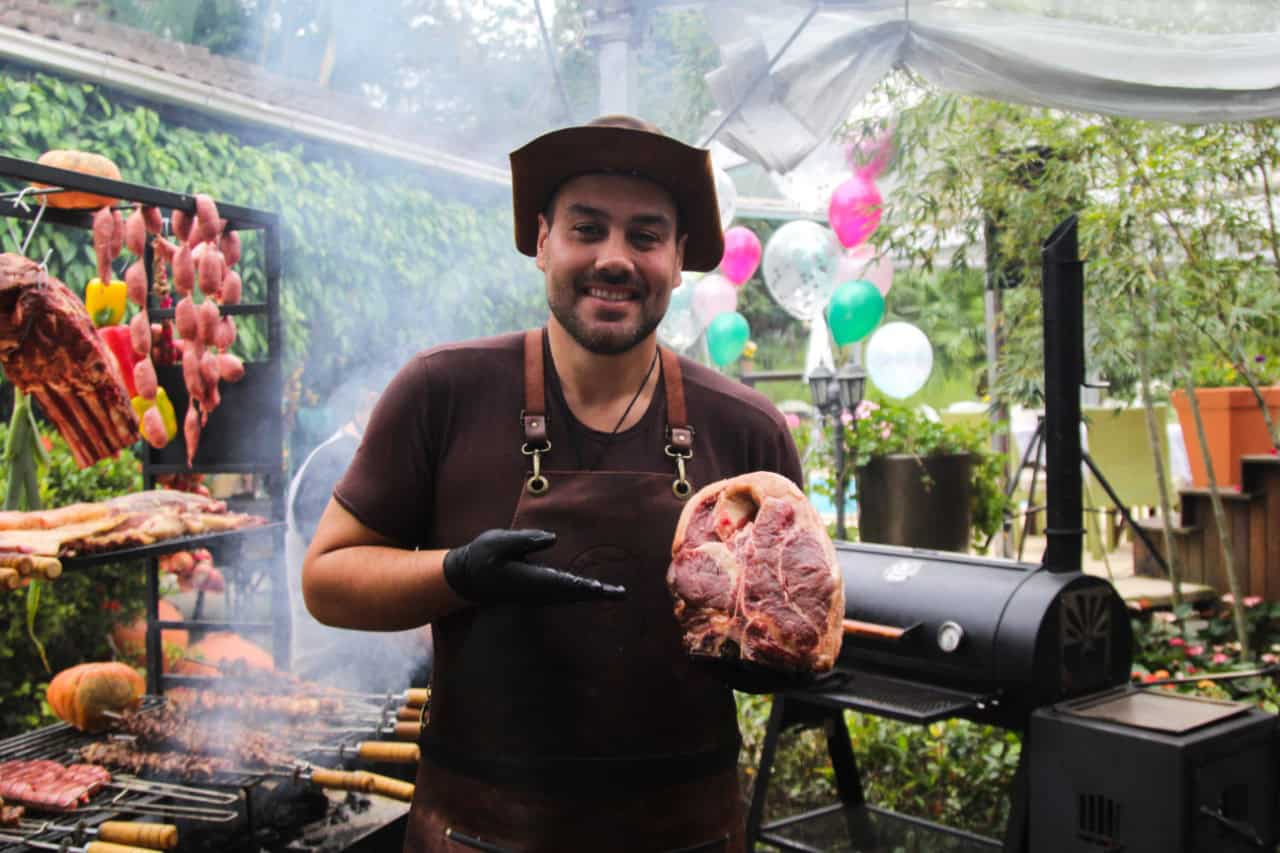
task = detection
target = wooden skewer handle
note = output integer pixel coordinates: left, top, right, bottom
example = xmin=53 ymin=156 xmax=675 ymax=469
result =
xmin=392 ymin=721 xmax=420 ymax=741
xmin=86 ymin=842 xmax=167 ymax=853
xmin=310 ymin=768 xmax=374 ymax=792
xmin=98 ymin=822 xmax=179 ymax=850
xmin=0 ymin=568 xmax=21 ymax=590
xmin=357 ymin=771 xmax=415 ymax=802
xmin=356 ymin=741 xmax=420 ymax=764
xmin=404 ymin=688 xmax=429 ymax=708
xmin=395 ymin=706 xmax=422 ymax=722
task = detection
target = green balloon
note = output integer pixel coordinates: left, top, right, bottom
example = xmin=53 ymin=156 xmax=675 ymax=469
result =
xmin=706 ymin=311 xmax=750 ymax=367
xmin=827 ymin=279 xmax=885 ymax=345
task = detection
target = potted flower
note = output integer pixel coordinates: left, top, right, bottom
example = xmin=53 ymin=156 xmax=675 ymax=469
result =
xmin=805 ymin=400 xmax=1006 ymax=553
xmin=1171 ymin=353 xmax=1280 ymax=490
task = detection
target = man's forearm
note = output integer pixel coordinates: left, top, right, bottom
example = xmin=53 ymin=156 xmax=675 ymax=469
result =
xmin=303 ymin=542 xmax=465 ymax=631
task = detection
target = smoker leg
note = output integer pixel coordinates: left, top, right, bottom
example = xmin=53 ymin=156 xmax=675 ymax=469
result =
xmin=1002 ymin=739 xmax=1031 ymax=853
xmin=745 ymin=696 xmax=788 ymax=848
xmin=825 ymin=710 xmax=879 ymax=851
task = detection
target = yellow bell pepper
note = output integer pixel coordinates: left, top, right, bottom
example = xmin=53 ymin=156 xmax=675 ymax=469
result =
xmin=131 ymin=387 xmax=178 ymax=442
xmin=85 ymin=277 xmax=127 ymax=327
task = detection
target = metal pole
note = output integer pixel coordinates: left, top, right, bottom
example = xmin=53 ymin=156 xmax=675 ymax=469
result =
xmin=834 ymin=417 xmax=847 ymax=540
xmin=1041 ymin=215 xmax=1084 ymax=573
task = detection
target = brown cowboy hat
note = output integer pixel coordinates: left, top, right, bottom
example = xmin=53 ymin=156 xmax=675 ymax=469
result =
xmin=509 ymin=116 xmax=725 ymax=272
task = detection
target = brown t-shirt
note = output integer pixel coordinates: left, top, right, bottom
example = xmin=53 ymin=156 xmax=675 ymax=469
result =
xmin=334 ymin=330 xmax=803 ymax=549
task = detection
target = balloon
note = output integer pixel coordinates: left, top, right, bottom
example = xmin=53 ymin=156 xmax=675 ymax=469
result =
xmin=714 ymin=167 xmax=737 ymax=230
xmin=866 ymin=321 xmax=934 ymax=399
xmin=692 ymin=273 xmax=737 ymax=328
xmin=720 ymin=226 xmax=762 ymax=286
xmin=844 ymin=126 xmax=896 ymax=178
xmin=657 ymin=275 xmax=701 ymax=350
xmin=706 ymin=311 xmax=750 ymax=367
xmin=835 ymin=245 xmax=894 ymax=296
xmin=827 ymin=280 xmax=884 ymax=346
xmin=762 ymin=221 xmax=842 ymax=322
xmin=828 ymin=172 xmax=882 ymax=249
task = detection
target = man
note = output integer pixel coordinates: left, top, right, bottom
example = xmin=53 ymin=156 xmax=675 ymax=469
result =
xmin=285 ymin=370 xmax=431 ymax=691
xmin=303 ymin=115 xmax=803 ymax=852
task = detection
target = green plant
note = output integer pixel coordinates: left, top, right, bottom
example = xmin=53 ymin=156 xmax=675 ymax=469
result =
xmin=0 ymin=423 xmax=144 ymax=738
xmin=1189 ymin=351 xmax=1280 ymax=389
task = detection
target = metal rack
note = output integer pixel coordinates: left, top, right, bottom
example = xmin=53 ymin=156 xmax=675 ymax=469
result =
xmin=0 ymin=154 xmax=288 ymax=694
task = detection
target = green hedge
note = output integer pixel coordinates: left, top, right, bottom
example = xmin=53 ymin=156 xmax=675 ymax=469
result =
xmin=0 ymin=69 xmax=544 ymax=401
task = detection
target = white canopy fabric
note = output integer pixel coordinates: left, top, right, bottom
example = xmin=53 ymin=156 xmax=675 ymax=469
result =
xmin=703 ymin=0 xmax=1280 ymax=172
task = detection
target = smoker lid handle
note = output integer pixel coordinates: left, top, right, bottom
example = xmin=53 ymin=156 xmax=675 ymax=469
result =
xmin=842 ymin=619 xmax=914 ymax=641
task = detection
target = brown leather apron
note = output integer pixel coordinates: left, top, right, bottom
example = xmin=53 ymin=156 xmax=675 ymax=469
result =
xmin=403 ymin=331 xmax=743 ymax=853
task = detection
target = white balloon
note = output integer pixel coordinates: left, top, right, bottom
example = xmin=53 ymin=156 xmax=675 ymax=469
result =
xmin=761 ymin=221 xmax=842 ymax=322
xmin=714 ymin=167 xmax=737 ymax=230
xmin=657 ymin=273 xmax=702 ymax=351
xmin=866 ymin=321 xmax=934 ymax=399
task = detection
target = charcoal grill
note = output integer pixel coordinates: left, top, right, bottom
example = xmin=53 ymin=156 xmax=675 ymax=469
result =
xmin=0 ymin=693 xmax=416 ymax=852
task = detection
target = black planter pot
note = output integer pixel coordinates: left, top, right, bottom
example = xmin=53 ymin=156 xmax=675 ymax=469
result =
xmin=855 ymin=453 xmax=974 ymax=553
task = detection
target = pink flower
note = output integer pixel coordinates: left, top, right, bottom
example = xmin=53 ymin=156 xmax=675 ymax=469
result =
xmin=1154 ymin=612 xmax=1177 ymax=623
xmin=1185 ymin=664 xmax=1198 ymax=674
xmin=1222 ymin=593 xmax=1235 ymax=604
xmin=880 ymin=424 xmax=892 ymax=440
xmin=785 ymin=413 xmax=801 ymax=429
xmin=1168 ymin=637 xmax=1186 ymax=647
xmin=854 ymin=400 xmax=880 ymax=420
xmin=1187 ymin=645 xmax=1204 ymax=656
xmin=1244 ymin=596 xmax=1263 ymax=608
xmin=1262 ymin=653 xmax=1278 ymax=664
xmin=1212 ymin=653 xmax=1230 ymax=665
xmin=840 ymin=411 xmax=854 ymax=426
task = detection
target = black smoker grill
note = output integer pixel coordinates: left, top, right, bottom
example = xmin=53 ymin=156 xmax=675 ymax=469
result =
xmin=746 ymin=217 xmax=1280 ymax=853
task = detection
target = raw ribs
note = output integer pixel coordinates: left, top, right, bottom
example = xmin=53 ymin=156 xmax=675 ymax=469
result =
xmin=0 ymin=253 xmax=137 ymax=467
xmin=667 ymin=471 xmax=843 ymax=672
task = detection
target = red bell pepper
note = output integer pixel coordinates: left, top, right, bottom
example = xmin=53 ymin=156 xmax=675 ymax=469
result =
xmin=98 ymin=324 xmax=139 ymax=397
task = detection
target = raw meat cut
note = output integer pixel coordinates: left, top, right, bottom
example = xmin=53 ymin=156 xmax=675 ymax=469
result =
xmin=667 ymin=471 xmax=843 ymax=673
xmin=0 ymin=254 xmax=138 ymax=467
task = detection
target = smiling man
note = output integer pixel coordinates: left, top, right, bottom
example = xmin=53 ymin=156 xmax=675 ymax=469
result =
xmin=302 ymin=115 xmax=803 ymax=852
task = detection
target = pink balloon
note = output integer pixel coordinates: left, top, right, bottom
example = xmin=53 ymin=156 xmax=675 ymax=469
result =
xmin=719 ymin=226 xmax=762 ymax=286
xmin=835 ymin=245 xmax=894 ymax=296
xmin=844 ymin=126 xmax=895 ymax=179
xmin=828 ymin=173 xmax=882 ymax=249
xmin=692 ymin=274 xmax=738 ymax=328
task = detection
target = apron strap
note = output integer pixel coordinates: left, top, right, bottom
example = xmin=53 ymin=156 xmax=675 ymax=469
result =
xmin=521 ymin=329 xmax=550 ymax=495
xmin=660 ymin=347 xmax=695 ymax=500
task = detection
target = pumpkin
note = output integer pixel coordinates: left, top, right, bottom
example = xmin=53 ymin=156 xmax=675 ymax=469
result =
xmin=46 ymin=661 xmax=145 ymax=732
xmin=110 ymin=599 xmax=189 ymax=671
xmin=187 ymin=631 xmax=274 ymax=672
xmin=32 ymin=149 xmax=122 ymax=209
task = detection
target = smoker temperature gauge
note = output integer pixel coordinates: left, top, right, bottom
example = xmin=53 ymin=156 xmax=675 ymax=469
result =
xmin=937 ymin=621 xmax=965 ymax=653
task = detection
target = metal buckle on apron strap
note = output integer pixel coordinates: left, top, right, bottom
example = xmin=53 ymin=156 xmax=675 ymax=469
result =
xmin=665 ymin=425 xmax=695 ymax=500
xmin=521 ymin=409 xmax=551 ymax=495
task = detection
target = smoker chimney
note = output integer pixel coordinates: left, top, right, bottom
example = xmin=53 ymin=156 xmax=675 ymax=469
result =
xmin=1041 ymin=215 xmax=1084 ymax=573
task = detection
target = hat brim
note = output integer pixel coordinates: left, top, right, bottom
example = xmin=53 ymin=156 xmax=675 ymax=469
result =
xmin=510 ymin=125 xmax=725 ymax=273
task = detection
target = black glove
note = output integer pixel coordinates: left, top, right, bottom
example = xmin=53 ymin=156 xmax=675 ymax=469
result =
xmin=443 ymin=529 xmax=626 ymax=606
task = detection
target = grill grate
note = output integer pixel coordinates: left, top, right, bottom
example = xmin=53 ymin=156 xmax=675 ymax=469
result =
xmin=802 ymin=669 xmax=987 ymax=724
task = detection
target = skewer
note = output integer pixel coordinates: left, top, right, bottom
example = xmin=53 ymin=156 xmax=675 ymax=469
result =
xmin=0 ymin=832 xmax=158 ymax=853
xmin=300 ymin=741 xmax=420 ymax=765
xmin=258 ymin=766 xmax=415 ymax=802
xmin=300 ymin=722 xmax=420 ymax=741
xmin=16 ymin=819 xmax=177 ymax=850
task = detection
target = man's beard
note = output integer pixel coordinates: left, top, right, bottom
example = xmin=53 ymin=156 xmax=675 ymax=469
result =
xmin=548 ymin=275 xmax=666 ymax=356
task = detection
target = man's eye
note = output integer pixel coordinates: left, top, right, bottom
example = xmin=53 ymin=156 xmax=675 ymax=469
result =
xmin=632 ymin=232 xmax=659 ymax=246
xmin=574 ymin=224 xmax=603 ymax=237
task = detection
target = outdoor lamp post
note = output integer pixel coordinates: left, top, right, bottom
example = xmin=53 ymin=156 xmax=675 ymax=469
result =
xmin=808 ymin=360 xmax=868 ymax=540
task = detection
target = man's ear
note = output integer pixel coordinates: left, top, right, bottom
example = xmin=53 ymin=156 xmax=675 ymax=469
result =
xmin=535 ymin=213 xmax=551 ymax=272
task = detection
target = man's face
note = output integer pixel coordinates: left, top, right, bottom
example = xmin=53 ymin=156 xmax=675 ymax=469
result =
xmin=536 ymin=173 xmax=687 ymax=356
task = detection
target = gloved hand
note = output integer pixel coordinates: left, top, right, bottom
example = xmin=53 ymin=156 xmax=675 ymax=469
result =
xmin=443 ymin=529 xmax=626 ymax=606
